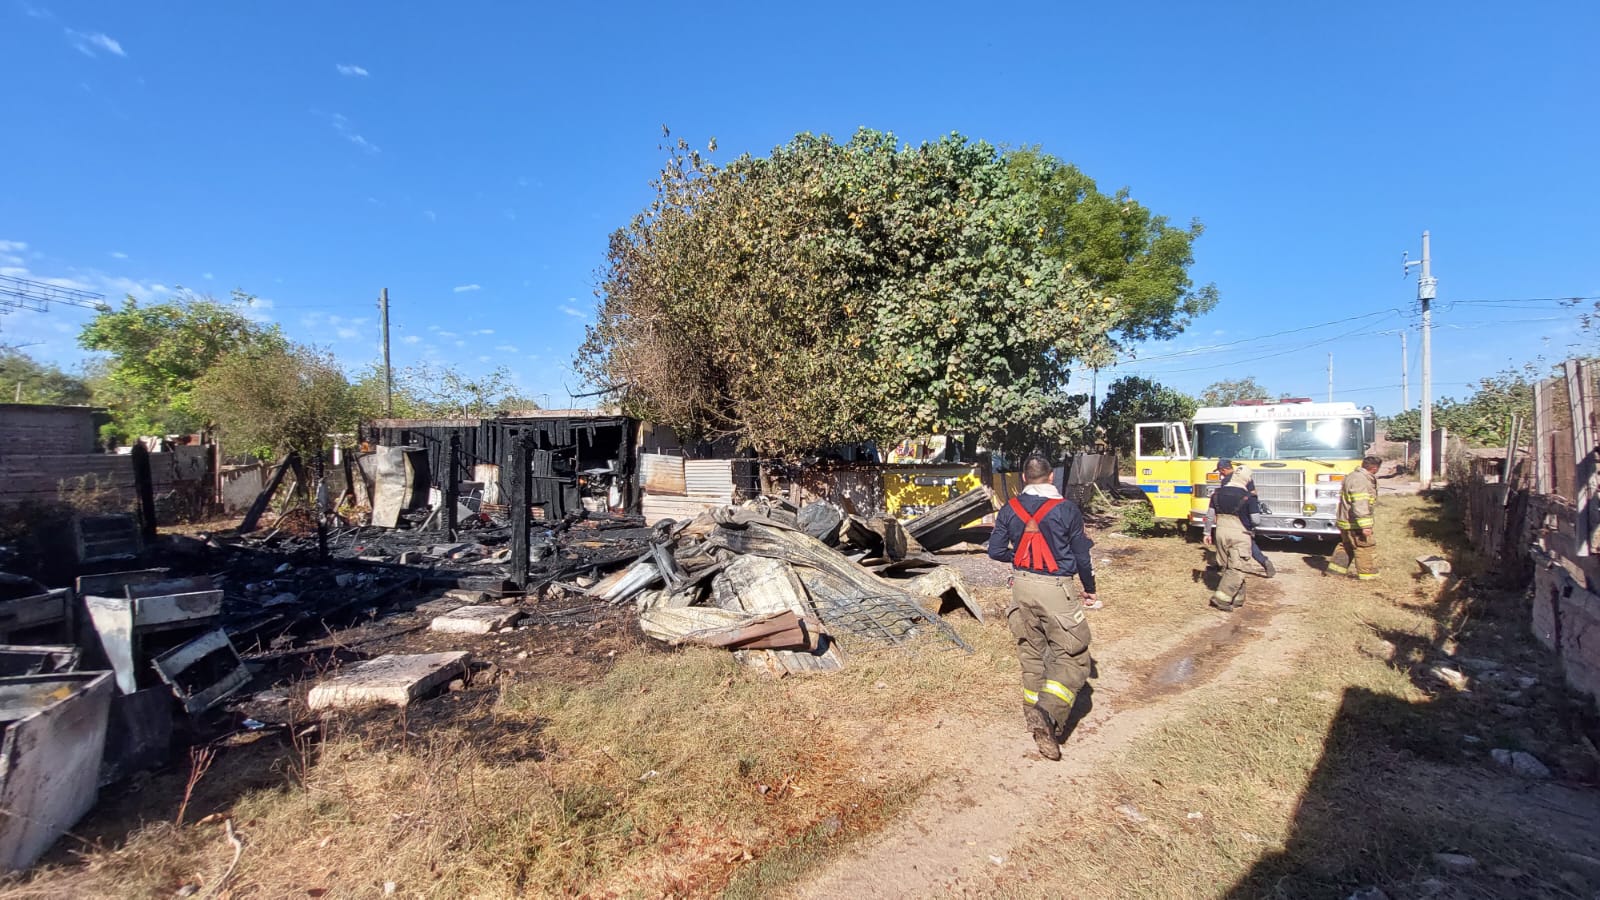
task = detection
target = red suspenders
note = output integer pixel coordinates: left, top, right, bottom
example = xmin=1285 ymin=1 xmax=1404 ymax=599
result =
xmin=1008 ymin=497 xmax=1065 ymax=573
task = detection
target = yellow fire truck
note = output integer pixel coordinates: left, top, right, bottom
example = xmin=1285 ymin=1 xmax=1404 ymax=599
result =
xmin=1135 ymin=400 xmax=1376 ymax=544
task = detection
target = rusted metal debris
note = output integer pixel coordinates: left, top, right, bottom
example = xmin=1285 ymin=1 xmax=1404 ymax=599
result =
xmin=609 ymin=499 xmax=979 ymax=672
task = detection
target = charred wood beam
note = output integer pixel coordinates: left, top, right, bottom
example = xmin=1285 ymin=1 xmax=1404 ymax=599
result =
xmin=239 ymin=452 xmax=299 ymax=535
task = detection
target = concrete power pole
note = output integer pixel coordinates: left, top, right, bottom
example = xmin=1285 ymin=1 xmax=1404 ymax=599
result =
xmin=1405 ymin=232 xmax=1437 ymax=487
xmin=379 ymin=287 xmax=394 ymax=416
xmin=1401 ymin=330 xmax=1409 ymax=411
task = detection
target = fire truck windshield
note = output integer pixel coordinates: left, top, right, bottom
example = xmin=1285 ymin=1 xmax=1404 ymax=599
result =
xmin=1273 ymin=417 xmax=1365 ymax=459
xmin=1193 ymin=418 xmax=1364 ymax=460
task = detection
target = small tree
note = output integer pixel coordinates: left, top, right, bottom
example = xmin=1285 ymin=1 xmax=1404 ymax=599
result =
xmin=352 ymin=362 xmax=540 ymax=419
xmin=1097 ymin=376 xmax=1197 ymax=453
xmin=194 ymin=345 xmax=359 ymax=459
xmin=1200 ymin=377 xmax=1271 ymax=407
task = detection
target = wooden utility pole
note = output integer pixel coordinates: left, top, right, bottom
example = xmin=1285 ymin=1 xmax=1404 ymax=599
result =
xmin=379 ymin=287 xmax=393 ymax=416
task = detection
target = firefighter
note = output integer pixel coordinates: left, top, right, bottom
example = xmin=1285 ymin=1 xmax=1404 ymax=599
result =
xmin=1222 ymin=463 xmax=1275 ymax=578
xmin=1204 ymin=459 xmax=1260 ymax=613
xmin=1328 ymin=455 xmax=1382 ymax=579
xmin=987 ymin=454 xmax=1096 ymax=761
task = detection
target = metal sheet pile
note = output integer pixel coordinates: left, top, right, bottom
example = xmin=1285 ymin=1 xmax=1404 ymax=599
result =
xmin=592 ymin=495 xmax=992 ymax=674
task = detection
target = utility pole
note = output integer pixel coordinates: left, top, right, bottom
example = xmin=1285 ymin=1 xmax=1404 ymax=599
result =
xmin=1327 ymin=353 xmax=1333 ymax=402
xmin=1400 ymin=330 xmax=1409 ymax=411
xmin=1404 ymin=232 xmax=1436 ymax=487
xmin=378 ymin=287 xmax=393 ymax=416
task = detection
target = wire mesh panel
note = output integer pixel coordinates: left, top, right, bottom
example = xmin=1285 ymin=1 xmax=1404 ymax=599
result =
xmin=806 ymin=592 xmax=971 ymax=653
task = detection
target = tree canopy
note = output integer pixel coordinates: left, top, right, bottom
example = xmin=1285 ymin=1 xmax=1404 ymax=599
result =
xmin=79 ymin=291 xmax=286 ymax=438
xmin=579 ymin=129 xmax=1210 ymax=456
xmin=1006 ymin=149 xmax=1217 ymax=344
xmin=194 ymin=344 xmax=360 ymax=459
xmin=1384 ymin=366 xmax=1535 ymax=447
xmin=1200 ymin=377 xmax=1272 ymax=407
xmin=352 ymin=362 xmax=541 ymax=419
xmin=1097 ymin=375 xmax=1197 ymax=452
xmin=0 ymin=349 xmax=92 ymax=405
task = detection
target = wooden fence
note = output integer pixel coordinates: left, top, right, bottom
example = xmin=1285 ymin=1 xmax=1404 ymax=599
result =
xmin=1462 ymin=359 xmax=1600 ymax=708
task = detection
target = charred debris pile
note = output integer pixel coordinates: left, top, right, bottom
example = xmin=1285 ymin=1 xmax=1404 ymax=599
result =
xmin=0 ymin=482 xmax=994 ymax=871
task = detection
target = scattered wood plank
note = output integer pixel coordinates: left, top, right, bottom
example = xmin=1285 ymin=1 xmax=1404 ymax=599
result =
xmin=904 ymin=487 xmax=996 ymax=551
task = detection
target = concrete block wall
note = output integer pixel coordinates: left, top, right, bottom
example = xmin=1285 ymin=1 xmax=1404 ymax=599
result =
xmin=0 ymin=446 xmax=211 ymax=506
xmin=0 ymin=405 xmax=101 ymax=456
xmin=1531 ymin=553 xmax=1600 ymax=708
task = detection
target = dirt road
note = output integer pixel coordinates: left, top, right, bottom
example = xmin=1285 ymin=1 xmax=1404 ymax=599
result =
xmin=790 ymin=556 xmax=1312 ymax=898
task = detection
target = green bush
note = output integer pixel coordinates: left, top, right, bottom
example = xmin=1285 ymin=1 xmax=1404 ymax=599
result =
xmin=1119 ymin=500 xmax=1164 ymax=537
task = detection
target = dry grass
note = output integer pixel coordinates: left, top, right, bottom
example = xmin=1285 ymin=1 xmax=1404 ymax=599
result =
xmin=1001 ymin=493 xmax=1600 ymax=899
xmin=10 ymin=493 xmax=1591 ymax=898
xmin=1 ymin=611 xmax=1016 ymax=899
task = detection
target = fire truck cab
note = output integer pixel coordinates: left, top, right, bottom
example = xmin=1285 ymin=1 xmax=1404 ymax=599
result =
xmin=1135 ymin=399 xmax=1376 ymax=543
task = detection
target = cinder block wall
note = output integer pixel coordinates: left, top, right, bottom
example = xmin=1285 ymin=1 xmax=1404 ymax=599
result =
xmin=0 ymin=405 xmax=100 ymax=456
xmin=1531 ymin=556 xmax=1600 ymax=707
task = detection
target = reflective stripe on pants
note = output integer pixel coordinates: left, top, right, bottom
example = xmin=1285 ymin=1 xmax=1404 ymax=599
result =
xmin=1329 ymin=527 xmax=1378 ymax=578
xmin=1008 ymin=570 xmax=1092 ymax=723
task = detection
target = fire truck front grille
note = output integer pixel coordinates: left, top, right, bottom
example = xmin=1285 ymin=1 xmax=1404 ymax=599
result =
xmin=1251 ymin=469 xmax=1304 ymax=514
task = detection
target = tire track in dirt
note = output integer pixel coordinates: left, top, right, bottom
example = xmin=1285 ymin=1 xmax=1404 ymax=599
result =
xmin=787 ymin=561 xmax=1315 ymax=899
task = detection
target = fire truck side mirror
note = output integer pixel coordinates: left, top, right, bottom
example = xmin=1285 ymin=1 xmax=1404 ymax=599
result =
xmin=1361 ymin=408 xmax=1376 ymax=447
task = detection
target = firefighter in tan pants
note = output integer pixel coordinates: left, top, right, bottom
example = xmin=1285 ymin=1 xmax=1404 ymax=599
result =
xmin=1328 ymin=455 xmax=1382 ymax=579
xmin=986 ymin=455 xmax=1097 ymax=761
xmin=1204 ymin=459 xmax=1259 ymax=613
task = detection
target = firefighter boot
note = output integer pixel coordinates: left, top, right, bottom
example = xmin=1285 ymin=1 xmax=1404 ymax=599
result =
xmin=1024 ymin=704 xmax=1061 ymax=761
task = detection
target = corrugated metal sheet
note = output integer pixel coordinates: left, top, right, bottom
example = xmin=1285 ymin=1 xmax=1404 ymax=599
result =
xmin=641 ymin=453 xmax=687 ymax=495
xmin=684 ymin=459 xmax=734 ymax=500
xmin=641 ymin=494 xmax=719 ymax=525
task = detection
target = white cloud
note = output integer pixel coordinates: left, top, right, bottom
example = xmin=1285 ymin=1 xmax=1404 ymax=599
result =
xmin=495 ymin=344 xmax=519 ymax=353
xmin=67 ymin=30 xmax=126 ymax=58
xmin=109 ymin=251 xmax=128 ymax=260
xmin=437 ymin=330 xmax=458 ymax=339
xmin=426 ymin=325 xmax=440 ymax=331
xmin=327 ymin=112 xmax=379 ymax=154
xmin=402 ymin=335 xmax=421 ymax=345
xmin=336 ymin=327 xmax=360 ymax=340
xmin=453 ymin=340 xmax=465 ymax=348
xmin=0 ymin=240 xmax=28 ymax=253
xmin=423 ymin=210 xmax=437 ymax=223
xmin=471 ymin=328 xmax=494 ymax=336
xmin=203 ymin=272 xmax=214 ymax=280
xmin=453 ymin=284 xmax=481 ymax=293
xmin=477 ymin=355 xmax=491 ymax=363
xmin=336 ymin=63 xmax=370 ymax=78
xmin=558 ymin=304 xmax=586 ymax=318
xmin=246 ymin=297 xmax=273 ymax=310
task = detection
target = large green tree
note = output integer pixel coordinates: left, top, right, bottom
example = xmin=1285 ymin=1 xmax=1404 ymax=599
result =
xmin=580 ymin=129 xmax=1206 ymax=456
xmin=0 ymin=349 xmax=92 ymax=405
xmin=1097 ymin=375 xmax=1197 ymax=453
xmin=1006 ymin=149 xmax=1217 ymax=344
xmin=79 ymin=291 xmax=286 ymax=437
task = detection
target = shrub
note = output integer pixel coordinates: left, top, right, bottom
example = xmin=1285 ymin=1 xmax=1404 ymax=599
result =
xmin=1120 ymin=500 xmax=1164 ymax=537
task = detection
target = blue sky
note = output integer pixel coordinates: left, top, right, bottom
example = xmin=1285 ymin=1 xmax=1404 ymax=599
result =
xmin=1 ymin=1 xmax=1595 ymax=415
